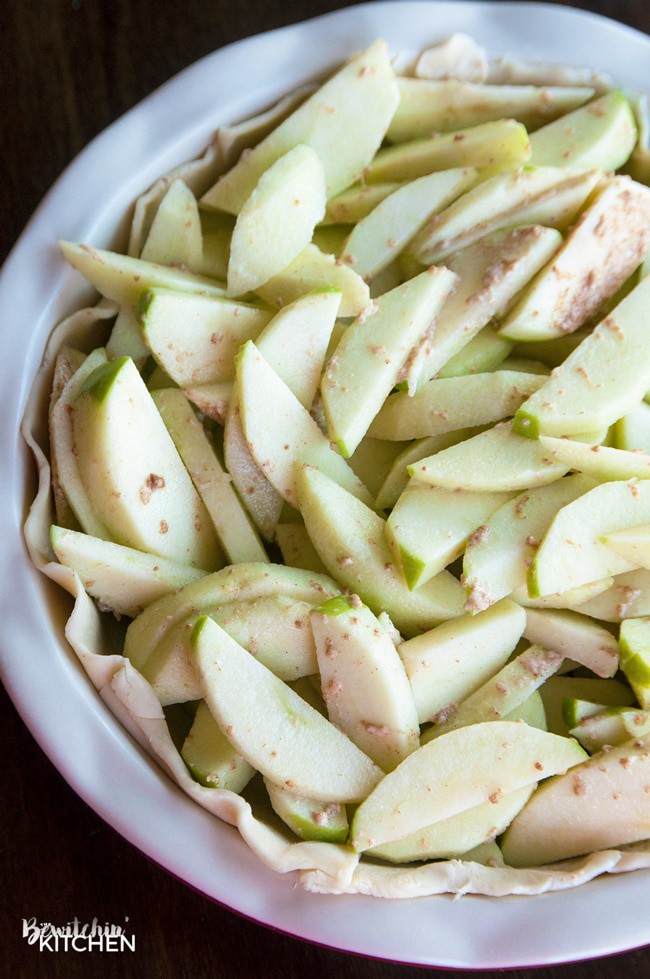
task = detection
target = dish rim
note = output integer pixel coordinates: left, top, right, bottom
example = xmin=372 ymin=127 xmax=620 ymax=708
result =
xmin=2 ymin=1 xmax=650 ymax=968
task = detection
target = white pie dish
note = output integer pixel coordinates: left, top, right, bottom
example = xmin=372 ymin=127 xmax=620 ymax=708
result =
xmin=2 ymin=0 xmax=650 ymax=968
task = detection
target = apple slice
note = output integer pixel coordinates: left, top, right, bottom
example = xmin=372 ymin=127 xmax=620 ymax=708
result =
xmin=387 ymin=78 xmax=593 ymax=142
xmin=321 ymin=266 xmax=457 ymax=457
xmin=310 ymin=596 xmax=420 ymax=772
xmin=539 ymin=676 xmax=635 ymax=737
xmin=529 ymin=91 xmax=637 ymax=169
xmin=72 ymin=356 xmax=220 ymax=569
xmin=369 ymin=372 xmax=545 ymax=441
xmin=369 ymin=784 xmax=534 ymax=864
xmin=181 ymin=701 xmax=255 ymax=792
xmin=295 ymin=464 xmax=465 ymax=636
xmin=227 ymin=145 xmax=326 ymax=297
xmin=264 ymin=778 xmax=349 ymax=843
xmin=105 ymin=307 xmax=150 ymax=364
xmin=523 ymin=608 xmax=619 ymax=679
xmin=462 ymin=474 xmax=596 ymax=612
xmin=409 ymin=421 xmax=570 ymax=492
xmin=615 ymin=403 xmax=650 ymax=453
xmin=151 ymin=389 xmax=268 ymax=564
xmin=59 ymin=240 xmax=226 ymax=308
xmin=574 ymin=569 xmax=650 ymax=623
xmin=619 ymin=617 xmax=650 ymax=709
xmin=569 ymin=707 xmax=650 ymax=754
xmin=49 ymin=347 xmax=112 ymax=539
xmin=410 ymin=167 xmax=600 ymax=264
xmin=50 ymin=525 xmax=205 ymax=617
xmin=507 ymin=690 xmax=547 ymax=730
xmin=340 ymin=168 xmax=476 ymax=281
xmin=140 ymin=179 xmax=203 ymax=271
xmin=48 ymin=346 xmax=87 ymax=528
xmin=201 ymin=39 xmax=399 ymax=213
xmin=349 ymin=721 xmax=586 ymax=851
xmin=404 ymin=226 xmax=561 ymax=388
xmin=138 ymin=288 xmax=271 ymax=387
xmin=386 ymin=482 xmax=513 ymax=589
xmin=514 ymin=275 xmax=650 ymax=439
xmin=422 ymin=645 xmax=564 ymax=742
xmin=537 ymin=437 xmax=650 ymax=482
xmin=398 ymin=599 xmax=525 ymax=724
xmin=275 ymin=522 xmax=329 ymax=575
xmin=124 ymin=562 xmax=340 ymax=672
xmin=183 ymin=382 xmax=233 ymax=425
xmin=498 ymin=177 xmax=650 ymax=341
xmin=256 ymin=244 xmax=370 ymax=317
xmin=236 ymin=341 xmax=372 ymax=508
xmin=323 ymin=182 xmax=400 ymax=224
xmin=192 ymin=616 xmax=383 ymax=802
xmin=529 ymin=480 xmax=650 ymax=597
xmin=436 ymin=325 xmax=513 ymax=379
xmin=603 ymin=525 xmax=650 ymax=570
xmin=366 ymin=119 xmax=531 ymax=182
xmin=501 ymin=736 xmax=650 ymax=866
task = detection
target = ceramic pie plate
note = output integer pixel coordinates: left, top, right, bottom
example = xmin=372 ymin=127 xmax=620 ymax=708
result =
xmin=2 ymin=1 xmax=650 ymax=968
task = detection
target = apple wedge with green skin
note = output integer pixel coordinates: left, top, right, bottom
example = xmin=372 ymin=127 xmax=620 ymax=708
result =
xmin=310 ymin=596 xmax=420 ymax=772
xmin=422 ymin=645 xmax=564 ymax=743
xmin=322 ymin=182 xmax=400 ymax=225
xmin=72 ymin=356 xmax=220 ymax=570
xmin=198 ymin=209 xmax=234 ymax=281
xmin=404 ymin=226 xmax=562 ymax=389
xmin=498 ymin=177 xmax=650 ymax=342
xmin=50 ymin=525 xmax=206 ymax=618
xmin=569 ymin=707 xmax=650 ymax=754
xmin=461 ymin=474 xmax=596 ymax=612
xmin=227 ymin=145 xmax=326 ymax=297
xmin=501 ymin=736 xmax=650 ymax=867
xmin=603 ymin=525 xmax=650 ymax=570
xmin=529 ymin=91 xmax=637 ymax=170
xmin=386 ymin=78 xmax=594 ymax=142
xmin=264 ymin=778 xmax=349 ymax=844
xmin=106 ymin=307 xmax=150 ymax=364
xmin=138 ymin=288 xmax=272 ymax=387
xmin=409 ymin=167 xmax=600 ymax=265
xmin=49 ymin=347 xmax=112 ymax=540
xmin=255 ymin=244 xmax=370 ymax=318
xmin=573 ymin=569 xmax=650 ymax=623
xmin=528 ymin=480 xmax=650 ymax=598
xmin=151 ymin=389 xmax=268 ymax=564
xmin=295 ymin=464 xmax=465 ymax=636
xmin=183 ymin=382 xmax=233 ymax=425
xmin=369 ymin=784 xmax=535 ymax=864
xmin=409 ymin=420 xmax=571 ymax=493
xmin=237 ymin=341 xmax=372 ymax=508
xmin=508 ymin=690 xmax=547 ymax=730
xmin=614 ymin=402 xmax=650 ymax=453
xmin=140 ymin=179 xmax=203 ymax=272
xmin=619 ymin=617 xmax=650 ymax=709
xmin=59 ymin=241 xmax=227 ymax=308
xmin=275 ymin=522 xmax=329 ymax=575
xmin=181 ymin=701 xmax=255 ymax=792
xmin=436 ymin=325 xmax=513 ymax=378
xmin=124 ymin=562 xmax=340 ymax=672
xmin=514 ymin=275 xmax=650 ymax=440
xmin=201 ymin=39 xmax=399 ymax=214
xmin=398 ymin=599 xmax=525 ymax=725
xmin=191 ymin=616 xmax=383 ymax=803
xmin=366 ymin=119 xmax=531 ymax=183
xmin=523 ymin=607 xmax=619 ymax=679
xmin=321 ymin=267 xmax=457 ymax=457
xmin=386 ymin=483 xmax=513 ymax=589
xmin=512 ymin=578 xmax=615 ymax=612
xmin=346 ymin=437 xmax=406 ymax=502
xmin=349 ymin=721 xmax=587 ymax=852
xmin=536 ymin=437 xmax=650 ymax=482
xmin=539 ymin=676 xmax=635 ymax=737
xmin=369 ymin=372 xmax=545 ymax=441
xmin=340 ymin=168 xmax=477 ymax=281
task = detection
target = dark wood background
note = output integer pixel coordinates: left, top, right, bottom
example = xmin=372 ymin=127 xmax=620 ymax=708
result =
xmin=2 ymin=2 xmax=650 ymax=977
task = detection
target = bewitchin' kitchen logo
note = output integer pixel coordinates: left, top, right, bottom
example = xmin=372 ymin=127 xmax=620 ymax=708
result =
xmin=22 ymin=916 xmax=135 ymax=952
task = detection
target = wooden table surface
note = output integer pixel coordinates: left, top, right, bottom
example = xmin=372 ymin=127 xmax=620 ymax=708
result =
xmin=2 ymin=1 xmax=650 ymax=976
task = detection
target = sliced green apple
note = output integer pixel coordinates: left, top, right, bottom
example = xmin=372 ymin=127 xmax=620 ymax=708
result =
xmin=529 ymin=90 xmax=637 ymax=169
xmin=374 ymin=429 xmax=482 ymax=510
xmin=255 ymin=244 xmax=370 ymax=317
xmin=537 ymin=436 xmax=650 ymax=482
xmin=140 ymin=179 xmax=203 ymax=271
xmin=539 ymin=676 xmax=635 ymax=737
xmin=181 ymin=700 xmax=255 ymax=791
xmin=619 ymin=617 xmax=650 ymax=709
xmin=264 ymin=778 xmax=349 ymax=843
xmin=349 ymin=721 xmax=586 ymax=851
xmin=569 ymin=706 xmax=650 ymax=754
xmin=227 ymin=145 xmax=326 ymax=297
xmin=275 ymin=522 xmax=329 ymax=575
xmin=72 ymin=356 xmax=219 ymax=569
xmin=523 ymin=607 xmax=619 ymax=678
xmin=614 ymin=402 xmax=650 ymax=453
xmin=182 ymin=382 xmax=233 ymax=424
xmin=295 ymin=464 xmax=465 ymax=636
xmin=321 ymin=266 xmax=457 ymax=456
xmin=436 ymin=325 xmax=513 ymax=379
xmin=603 ymin=525 xmax=650 ymax=570
xmin=398 ymin=599 xmax=525 ymax=724
xmin=514 ymin=275 xmax=650 ymax=439
xmin=577 ymin=569 xmax=650 ymax=623
xmin=191 ymin=615 xmax=383 ymax=802
xmin=322 ymin=182 xmax=400 ymax=224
